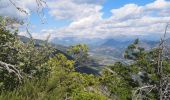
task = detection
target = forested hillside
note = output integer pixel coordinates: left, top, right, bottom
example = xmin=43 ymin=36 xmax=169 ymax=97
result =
xmin=0 ymin=0 xmax=170 ymax=100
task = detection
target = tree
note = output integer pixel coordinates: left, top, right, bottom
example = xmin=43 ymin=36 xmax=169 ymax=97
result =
xmin=0 ymin=16 xmax=54 ymax=90
xmin=67 ymin=44 xmax=89 ymax=66
xmin=101 ymin=61 xmax=139 ymax=100
xmin=124 ymin=38 xmax=145 ymax=60
xmin=45 ymin=54 xmax=107 ymax=100
xmin=124 ymin=24 xmax=170 ymax=100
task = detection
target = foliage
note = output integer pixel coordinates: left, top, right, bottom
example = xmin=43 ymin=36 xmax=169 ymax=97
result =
xmin=67 ymin=44 xmax=89 ymax=66
xmin=0 ymin=52 xmax=108 ymax=100
xmin=124 ymin=38 xmax=145 ymax=60
xmin=0 ymin=19 xmax=108 ymax=99
xmin=100 ymin=62 xmax=138 ymax=100
xmin=123 ymin=39 xmax=170 ymax=99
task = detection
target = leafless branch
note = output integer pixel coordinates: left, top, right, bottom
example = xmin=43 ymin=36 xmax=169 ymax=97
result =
xmin=0 ymin=61 xmax=22 ymax=82
xmin=8 ymin=0 xmax=29 ymax=15
xmin=104 ymin=67 xmax=116 ymax=74
xmin=132 ymin=85 xmax=156 ymax=100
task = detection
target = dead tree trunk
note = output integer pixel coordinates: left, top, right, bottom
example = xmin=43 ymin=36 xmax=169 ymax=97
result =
xmin=158 ymin=23 xmax=170 ymax=100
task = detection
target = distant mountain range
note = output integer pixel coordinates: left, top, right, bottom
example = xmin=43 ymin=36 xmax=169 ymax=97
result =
xmin=91 ymin=38 xmax=159 ymax=60
xmin=51 ymin=36 xmax=160 ymax=48
xmin=19 ymin=35 xmax=170 ymax=65
xmin=51 ymin=37 xmax=107 ymax=47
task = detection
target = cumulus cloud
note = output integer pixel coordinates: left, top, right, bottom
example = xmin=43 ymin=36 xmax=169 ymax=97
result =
xmin=45 ymin=0 xmax=170 ymax=39
xmin=48 ymin=0 xmax=103 ymax=21
xmin=111 ymin=4 xmax=143 ymax=21
xmin=146 ymin=0 xmax=170 ymax=10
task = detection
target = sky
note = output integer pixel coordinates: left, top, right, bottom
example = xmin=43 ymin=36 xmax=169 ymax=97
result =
xmin=0 ymin=0 xmax=170 ymax=40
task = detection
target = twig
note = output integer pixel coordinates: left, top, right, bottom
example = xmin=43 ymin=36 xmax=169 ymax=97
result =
xmin=0 ymin=61 xmax=22 ymax=82
xmin=132 ymin=85 xmax=155 ymax=100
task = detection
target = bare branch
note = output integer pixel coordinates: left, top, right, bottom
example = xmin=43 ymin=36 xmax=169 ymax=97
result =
xmin=9 ymin=0 xmax=29 ymax=15
xmin=0 ymin=61 xmax=22 ymax=82
xmin=104 ymin=67 xmax=116 ymax=74
xmin=132 ymin=85 xmax=156 ymax=100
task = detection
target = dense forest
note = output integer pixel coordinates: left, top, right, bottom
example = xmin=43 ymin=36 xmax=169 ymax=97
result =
xmin=0 ymin=0 xmax=170 ymax=100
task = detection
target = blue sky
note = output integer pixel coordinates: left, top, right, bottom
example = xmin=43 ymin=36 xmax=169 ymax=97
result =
xmin=0 ymin=0 xmax=170 ymax=40
xmin=30 ymin=0 xmax=156 ymax=31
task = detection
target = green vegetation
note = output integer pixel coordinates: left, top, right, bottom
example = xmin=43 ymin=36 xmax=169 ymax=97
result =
xmin=0 ymin=16 xmax=170 ymax=100
xmin=67 ymin=44 xmax=89 ymax=66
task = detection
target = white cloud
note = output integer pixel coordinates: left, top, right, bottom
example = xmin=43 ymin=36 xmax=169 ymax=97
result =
xmin=48 ymin=0 xmax=103 ymax=21
xmin=45 ymin=0 xmax=170 ymax=39
xmin=111 ymin=4 xmax=143 ymax=21
xmin=146 ymin=0 xmax=170 ymax=10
